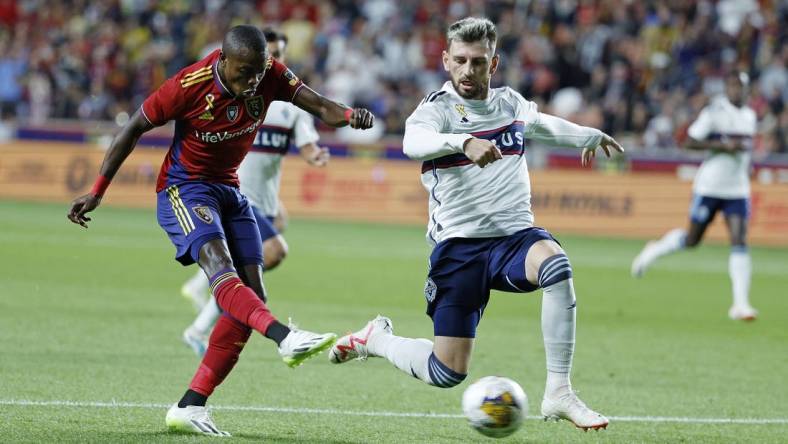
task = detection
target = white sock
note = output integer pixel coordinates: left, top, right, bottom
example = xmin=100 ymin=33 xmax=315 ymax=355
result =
xmin=542 ymin=278 xmax=576 ymax=397
xmin=191 ymin=298 xmax=221 ymax=336
xmin=370 ymin=334 xmax=434 ymax=384
xmin=645 ymin=228 xmax=686 ymax=263
xmin=729 ymin=248 xmax=752 ymax=308
xmin=184 ymin=270 xmax=210 ymax=295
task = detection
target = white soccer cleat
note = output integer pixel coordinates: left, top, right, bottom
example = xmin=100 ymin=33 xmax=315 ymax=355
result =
xmin=181 ymin=282 xmax=210 ymax=312
xmin=631 ymin=241 xmax=656 ymax=278
xmin=541 ymin=391 xmax=609 ymax=431
xmin=165 ymin=403 xmax=230 ymax=437
xmin=728 ymin=305 xmax=758 ymax=321
xmin=277 ymin=321 xmax=337 ymax=368
xmin=182 ymin=326 xmax=208 ymax=357
xmin=329 ymin=315 xmax=393 ymax=364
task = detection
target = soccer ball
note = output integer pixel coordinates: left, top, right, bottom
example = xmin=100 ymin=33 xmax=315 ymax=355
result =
xmin=462 ymin=376 xmax=528 ymax=438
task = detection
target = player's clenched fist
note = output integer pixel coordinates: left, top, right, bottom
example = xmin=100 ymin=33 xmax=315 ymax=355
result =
xmin=463 ymin=137 xmax=503 ymax=168
xmin=348 ymin=108 xmax=374 ymax=129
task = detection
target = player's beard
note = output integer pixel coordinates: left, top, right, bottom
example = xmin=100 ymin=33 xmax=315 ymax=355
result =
xmin=453 ymin=77 xmax=484 ymax=100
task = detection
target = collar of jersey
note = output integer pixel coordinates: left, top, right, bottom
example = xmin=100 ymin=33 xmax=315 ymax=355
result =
xmin=213 ymin=59 xmax=235 ymax=98
xmin=443 ymin=81 xmax=495 ymax=110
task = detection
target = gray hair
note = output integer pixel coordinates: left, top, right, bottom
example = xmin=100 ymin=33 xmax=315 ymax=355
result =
xmin=446 ymin=17 xmax=497 ymax=49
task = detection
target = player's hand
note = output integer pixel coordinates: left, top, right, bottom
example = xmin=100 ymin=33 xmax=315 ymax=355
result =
xmin=348 ymin=108 xmax=374 ymax=129
xmin=67 ymin=193 xmax=102 ymax=228
xmin=303 ymin=146 xmax=330 ymax=167
xmin=581 ymin=133 xmax=624 ymax=167
xmin=463 ymin=137 xmax=502 ymax=168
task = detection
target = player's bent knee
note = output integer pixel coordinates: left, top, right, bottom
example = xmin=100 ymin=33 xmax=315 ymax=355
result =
xmin=538 ymin=253 xmax=573 ymax=288
xmin=427 ymin=352 xmax=467 ymax=388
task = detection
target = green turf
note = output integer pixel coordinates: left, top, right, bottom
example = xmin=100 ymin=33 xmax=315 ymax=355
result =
xmin=1 ymin=200 xmax=786 ymax=443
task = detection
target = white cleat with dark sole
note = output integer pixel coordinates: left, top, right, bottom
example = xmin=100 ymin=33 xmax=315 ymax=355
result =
xmin=728 ymin=305 xmax=758 ymax=321
xmin=541 ymin=391 xmax=609 ymax=431
xmin=329 ymin=315 xmax=393 ymax=363
xmin=277 ymin=322 xmax=337 ymax=368
xmin=165 ymin=403 xmax=230 ymax=437
xmin=631 ymin=241 xmax=656 ymax=278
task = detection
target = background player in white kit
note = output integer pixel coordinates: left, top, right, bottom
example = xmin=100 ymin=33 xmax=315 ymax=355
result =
xmin=180 ymin=29 xmax=330 ymax=355
xmin=328 ymin=18 xmax=623 ymax=431
xmin=631 ymin=73 xmax=758 ymax=321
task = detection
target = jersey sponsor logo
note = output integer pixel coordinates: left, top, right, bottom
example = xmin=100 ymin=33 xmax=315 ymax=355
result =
xmin=245 ymin=96 xmax=264 ymax=119
xmin=454 ymin=104 xmax=470 ymax=123
xmin=192 ymin=205 xmax=214 ymax=224
xmin=253 ymin=127 xmax=291 ymax=151
xmin=424 ymin=277 xmax=437 ymax=303
xmin=283 ymin=68 xmax=299 ymax=86
xmin=180 ymin=66 xmax=213 ymax=88
xmin=195 ymin=119 xmax=262 ymax=143
xmin=227 ymin=105 xmax=239 ymax=122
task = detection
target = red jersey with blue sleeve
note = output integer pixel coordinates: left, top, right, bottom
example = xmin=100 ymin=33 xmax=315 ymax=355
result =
xmin=142 ymin=49 xmax=304 ymax=192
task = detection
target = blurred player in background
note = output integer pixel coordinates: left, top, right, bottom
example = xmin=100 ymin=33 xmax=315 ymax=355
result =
xmin=67 ymin=25 xmax=374 ymax=436
xmin=631 ymin=73 xmax=757 ymax=321
xmin=329 ymin=17 xmax=623 ymax=431
xmin=180 ymin=29 xmax=329 ymax=357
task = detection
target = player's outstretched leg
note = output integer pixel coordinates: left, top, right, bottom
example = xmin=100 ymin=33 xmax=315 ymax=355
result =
xmin=181 ymin=270 xmax=211 ymax=312
xmin=631 ymin=228 xmax=686 ymax=277
xmin=329 ymin=316 xmax=467 ymax=388
xmin=535 ymin=252 xmax=608 ymax=431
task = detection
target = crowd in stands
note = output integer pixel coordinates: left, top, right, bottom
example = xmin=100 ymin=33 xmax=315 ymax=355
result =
xmin=0 ymin=0 xmax=786 ymax=154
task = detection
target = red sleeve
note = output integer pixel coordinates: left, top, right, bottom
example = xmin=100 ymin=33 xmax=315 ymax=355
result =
xmin=141 ymin=75 xmax=188 ymax=126
xmin=269 ymin=58 xmax=305 ymax=103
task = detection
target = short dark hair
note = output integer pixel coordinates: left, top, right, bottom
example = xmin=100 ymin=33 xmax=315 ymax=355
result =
xmin=447 ymin=17 xmax=497 ymax=49
xmin=262 ymin=28 xmax=288 ymax=46
xmin=223 ymin=25 xmax=267 ymax=57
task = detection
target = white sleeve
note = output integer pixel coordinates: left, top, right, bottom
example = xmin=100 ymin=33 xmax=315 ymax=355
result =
xmin=293 ymin=108 xmax=320 ymax=148
xmin=403 ymin=102 xmax=473 ymax=161
xmin=687 ymin=108 xmax=712 ymax=141
xmin=527 ymin=112 xmax=604 ymax=149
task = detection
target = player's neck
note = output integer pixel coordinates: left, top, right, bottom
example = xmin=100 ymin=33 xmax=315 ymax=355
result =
xmin=216 ymin=63 xmax=234 ymax=97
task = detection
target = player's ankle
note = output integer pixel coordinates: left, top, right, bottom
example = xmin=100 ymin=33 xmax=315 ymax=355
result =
xmin=178 ymin=389 xmax=208 ymax=408
xmin=544 ymin=371 xmax=571 ymax=398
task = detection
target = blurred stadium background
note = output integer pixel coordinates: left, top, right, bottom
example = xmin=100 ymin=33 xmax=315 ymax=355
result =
xmin=1 ymin=1 xmax=787 ymax=442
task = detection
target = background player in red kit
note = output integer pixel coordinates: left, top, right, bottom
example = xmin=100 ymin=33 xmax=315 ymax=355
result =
xmin=67 ymin=25 xmax=374 ymax=436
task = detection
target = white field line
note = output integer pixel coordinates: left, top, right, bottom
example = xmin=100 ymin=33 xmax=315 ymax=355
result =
xmin=1 ymin=399 xmax=786 ymax=425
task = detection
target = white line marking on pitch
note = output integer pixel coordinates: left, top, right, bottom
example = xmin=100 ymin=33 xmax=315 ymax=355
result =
xmin=1 ymin=399 xmax=786 ymax=425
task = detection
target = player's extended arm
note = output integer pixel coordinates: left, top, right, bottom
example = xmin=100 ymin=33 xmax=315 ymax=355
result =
xmin=529 ymin=113 xmax=624 ymax=166
xmin=685 ymin=137 xmax=744 ymax=153
xmin=292 ymin=85 xmax=374 ymax=129
xmin=67 ymin=109 xmax=154 ymax=228
xmin=299 ymin=142 xmax=330 ymax=167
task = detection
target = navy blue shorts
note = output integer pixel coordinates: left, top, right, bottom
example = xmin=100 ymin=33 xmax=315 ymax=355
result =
xmin=689 ymin=194 xmax=750 ymax=225
xmin=157 ymin=182 xmax=263 ymax=267
xmin=425 ymin=227 xmax=558 ymax=338
xmin=250 ymin=205 xmax=279 ymax=242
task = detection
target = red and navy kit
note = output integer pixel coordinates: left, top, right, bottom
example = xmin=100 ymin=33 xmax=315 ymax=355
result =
xmin=147 ymin=49 xmax=304 ymax=266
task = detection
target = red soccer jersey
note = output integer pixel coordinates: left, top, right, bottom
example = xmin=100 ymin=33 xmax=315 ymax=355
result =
xmin=142 ymin=49 xmax=304 ymax=192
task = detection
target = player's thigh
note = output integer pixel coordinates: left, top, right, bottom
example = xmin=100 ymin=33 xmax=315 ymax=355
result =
xmin=722 ymin=199 xmax=750 ymax=246
xmin=686 ymin=195 xmax=721 ymax=247
xmin=157 ymin=184 xmax=227 ymax=267
xmin=433 ymin=336 xmax=474 ymax=374
xmin=224 ymin=192 xmax=265 ymax=271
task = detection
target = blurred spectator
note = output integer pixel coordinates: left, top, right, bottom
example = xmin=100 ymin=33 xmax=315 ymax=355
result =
xmin=0 ymin=0 xmax=785 ymax=154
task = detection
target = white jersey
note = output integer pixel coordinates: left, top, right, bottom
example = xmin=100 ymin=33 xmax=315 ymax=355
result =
xmin=687 ymin=96 xmax=756 ymax=199
xmin=237 ymin=101 xmax=319 ymax=216
xmin=404 ymin=81 xmax=604 ymax=246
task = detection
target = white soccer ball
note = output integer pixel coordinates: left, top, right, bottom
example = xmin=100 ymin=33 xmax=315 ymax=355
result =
xmin=462 ymin=376 xmax=528 ymax=438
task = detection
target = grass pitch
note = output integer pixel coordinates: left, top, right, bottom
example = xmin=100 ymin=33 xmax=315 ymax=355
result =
xmin=0 ymin=200 xmax=786 ymax=443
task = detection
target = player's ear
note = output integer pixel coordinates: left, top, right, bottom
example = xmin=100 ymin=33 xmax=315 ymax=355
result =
xmin=442 ymin=50 xmax=450 ymax=72
xmin=489 ymin=53 xmax=499 ymax=76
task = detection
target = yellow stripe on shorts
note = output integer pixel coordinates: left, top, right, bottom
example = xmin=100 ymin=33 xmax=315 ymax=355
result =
xmin=166 ymin=186 xmax=195 ymax=234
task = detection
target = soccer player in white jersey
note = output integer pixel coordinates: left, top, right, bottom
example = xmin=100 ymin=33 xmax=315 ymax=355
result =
xmin=328 ymin=17 xmax=623 ymax=431
xmin=631 ymin=73 xmax=758 ymax=321
xmin=180 ymin=29 xmax=330 ymax=356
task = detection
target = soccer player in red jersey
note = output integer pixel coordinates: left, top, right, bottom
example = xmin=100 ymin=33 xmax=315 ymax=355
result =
xmin=67 ymin=25 xmax=374 ymax=436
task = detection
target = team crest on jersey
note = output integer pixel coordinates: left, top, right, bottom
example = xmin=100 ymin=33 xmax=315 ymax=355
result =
xmin=424 ymin=277 xmax=437 ymax=303
xmin=245 ymin=96 xmax=264 ymax=119
xmin=455 ymin=104 xmax=470 ymax=124
xmin=192 ymin=206 xmax=214 ymax=224
xmin=226 ymin=105 xmax=239 ymax=122
xmin=283 ymin=68 xmax=299 ymax=86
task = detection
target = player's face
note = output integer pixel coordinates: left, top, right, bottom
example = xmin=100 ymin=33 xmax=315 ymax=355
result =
xmin=726 ymin=76 xmax=745 ymax=107
xmin=221 ymin=49 xmax=268 ymax=98
xmin=443 ymin=40 xmax=499 ymax=100
xmin=267 ymin=40 xmax=287 ymax=63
